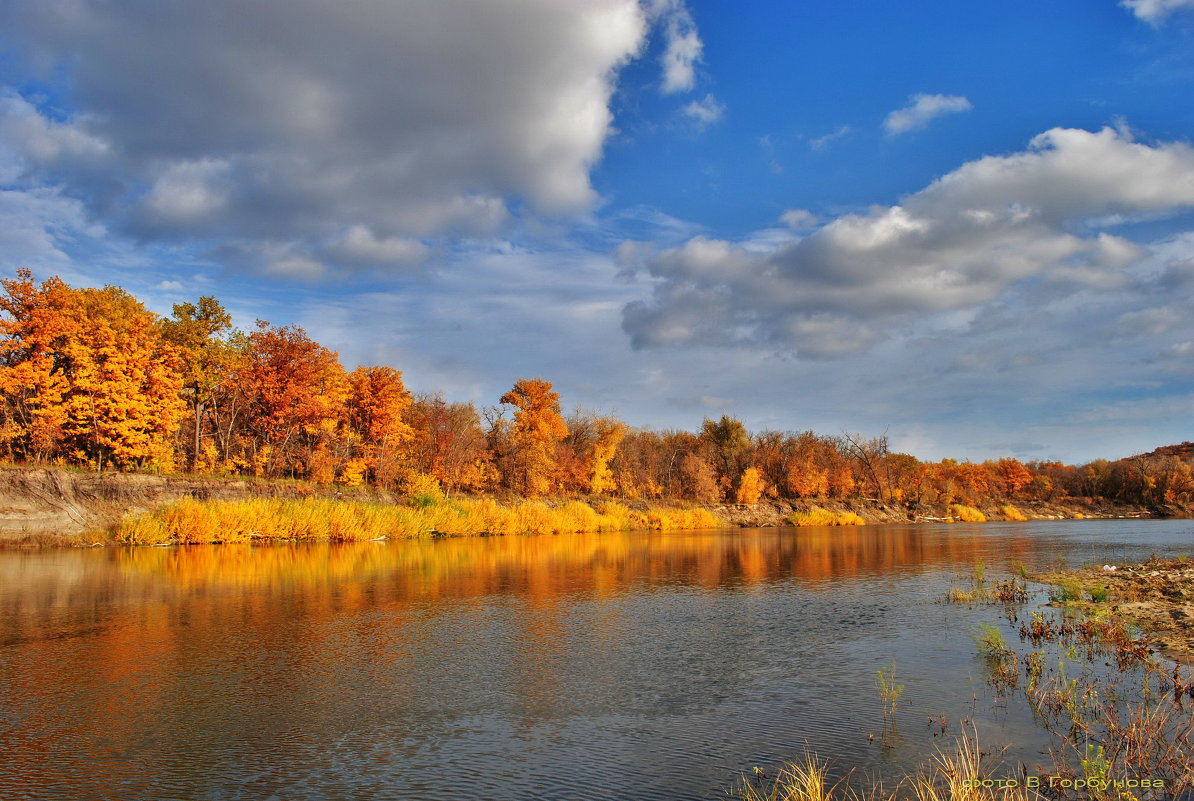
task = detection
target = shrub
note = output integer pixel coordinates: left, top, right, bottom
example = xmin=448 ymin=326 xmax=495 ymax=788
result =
xmin=1049 ymin=580 xmax=1082 ymax=603
xmin=999 ymin=504 xmax=1028 ymax=521
xmin=403 ymin=472 xmax=445 ymax=508
xmin=788 ymin=507 xmax=866 ymax=527
xmin=115 ymin=512 xmax=171 ymax=545
xmin=948 ymin=504 xmax=987 ymax=523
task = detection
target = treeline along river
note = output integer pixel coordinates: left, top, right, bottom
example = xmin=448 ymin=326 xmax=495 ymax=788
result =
xmin=1 ymin=520 xmax=1192 ymax=800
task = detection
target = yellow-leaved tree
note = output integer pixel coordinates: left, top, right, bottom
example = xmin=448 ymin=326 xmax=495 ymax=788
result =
xmin=735 ymin=467 xmax=765 ymax=505
xmin=589 ymin=417 xmax=626 ymax=495
xmin=498 ymin=378 xmax=568 ymax=497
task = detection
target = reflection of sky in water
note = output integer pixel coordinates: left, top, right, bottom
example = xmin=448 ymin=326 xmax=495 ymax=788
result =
xmin=1 ymin=520 xmax=1192 ymax=800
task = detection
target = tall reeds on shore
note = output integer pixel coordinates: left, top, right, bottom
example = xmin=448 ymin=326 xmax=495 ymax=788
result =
xmin=114 ymin=496 xmax=723 ymax=545
xmin=947 ymin=504 xmax=987 ymax=523
xmin=787 ymin=508 xmax=866 ymax=527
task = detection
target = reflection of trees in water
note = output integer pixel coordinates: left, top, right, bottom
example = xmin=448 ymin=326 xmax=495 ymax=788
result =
xmin=0 ymin=526 xmax=1049 ymax=799
xmin=3 ymin=527 xmax=1044 ymax=623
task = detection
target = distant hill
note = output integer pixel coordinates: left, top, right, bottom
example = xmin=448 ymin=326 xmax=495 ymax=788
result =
xmin=1127 ymin=442 xmax=1194 ymax=462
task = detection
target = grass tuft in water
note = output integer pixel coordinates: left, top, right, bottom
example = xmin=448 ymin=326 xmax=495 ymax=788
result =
xmin=876 ymin=660 xmax=905 ymax=722
xmin=973 ymin=622 xmax=1010 ymax=657
xmin=735 ymin=731 xmax=1035 ymax=801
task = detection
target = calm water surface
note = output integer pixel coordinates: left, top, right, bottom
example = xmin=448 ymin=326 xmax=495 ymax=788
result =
xmin=1 ymin=520 xmax=1192 ymax=800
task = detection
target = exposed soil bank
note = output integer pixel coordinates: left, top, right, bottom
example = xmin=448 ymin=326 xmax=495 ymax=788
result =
xmin=0 ymin=466 xmax=405 ymax=543
xmin=1037 ymin=556 xmax=1194 ymax=664
xmin=714 ymin=497 xmax=1183 ymax=528
xmin=0 ymin=465 xmax=1184 ymax=544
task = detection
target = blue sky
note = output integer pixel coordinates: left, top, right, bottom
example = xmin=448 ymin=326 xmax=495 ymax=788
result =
xmin=2 ymin=0 xmax=1194 ymax=463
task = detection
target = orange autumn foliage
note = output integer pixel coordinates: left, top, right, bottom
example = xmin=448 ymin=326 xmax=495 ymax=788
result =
xmin=498 ymin=378 xmax=568 ymax=497
xmin=735 ymin=467 xmax=765 ymax=505
xmin=0 ymin=271 xmax=184 ymax=469
xmin=347 ymin=365 xmax=414 ymax=485
xmin=2 ymin=272 xmax=1191 ymax=515
xmin=239 ymin=321 xmax=349 ymax=476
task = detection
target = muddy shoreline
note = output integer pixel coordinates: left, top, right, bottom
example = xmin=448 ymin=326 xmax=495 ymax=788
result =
xmin=1037 ymin=556 xmax=1194 ymax=664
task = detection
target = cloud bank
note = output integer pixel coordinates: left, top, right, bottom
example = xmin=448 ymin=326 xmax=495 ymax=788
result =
xmin=622 ymin=127 xmax=1194 ymax=358
xmin=0 ymin=0 xmax=697 ymax=275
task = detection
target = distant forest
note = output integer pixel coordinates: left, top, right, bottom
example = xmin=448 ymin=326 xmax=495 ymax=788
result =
xmin=1 ymin=270 xmax=1190 ymax=510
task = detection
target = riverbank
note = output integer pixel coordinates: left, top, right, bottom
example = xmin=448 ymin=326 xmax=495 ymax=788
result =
xmin=1036 ymin=555 xmax=1194 ymax=664
xmin=0 ymin=465 xmax=1182 ymax=545
xmin=713 ymin=496 xmax=1179 ymax=528
xmin=0 ymin=466 xmax=375 ymax=544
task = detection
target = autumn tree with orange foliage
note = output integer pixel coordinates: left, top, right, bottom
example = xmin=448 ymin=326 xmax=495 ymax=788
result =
xmin=560 ymin=411 xmax=626 ymax=495
xmin=989 ymin=457 xmax=1033 ymax=498
xmin=0 ymin=271 xmax=184 ymax=470
xmin=735 ymin=466 xmax=765 ymax=504
xmin=407 ymin=395 xmax=492 ymax=494
xmin=678 ymin=452 xmax=720 ymax=503
xmin=497 ymin=378 xmax=568 ymax=497
xmin=588 ymin=417 xmax=626 ymax=495
xmin=238 ymin=321 xmax=349 ymax=479
xmin=5 ymin=272 xmax=1192 ymax=509
xmin=346 ymin=365 xmax=413 ymax=486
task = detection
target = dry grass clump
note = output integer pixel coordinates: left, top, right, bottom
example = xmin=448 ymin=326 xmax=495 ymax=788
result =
xmin=115 ymin=496 xmax=724 ymax=544
xmin=998 ymin=505 xmax=1028 ymax=522
xmin=646 ymin=506 xmax=722 ymax=530
xmin=736 ymin=733 xmax=1034 ymax=801
xmin=787 ymin=508 xmax=866 ymax=527
xmin=946 ymin=586 xmax=980 ymax=603
xmin=948 ymin=504 xmax=987 ymax=523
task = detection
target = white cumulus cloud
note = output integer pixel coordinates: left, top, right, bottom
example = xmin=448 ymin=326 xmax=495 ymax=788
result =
xmin=1121 ymin=0 xmax=1194 ymax=23
xmin=884 ymin=93 xmax=973 ymax=135
xmin=645 ymin=0 xmax=703 ymax=93
xmin=623 ymin=127 xmax=1194 ymax=358
xmin=682 ymin=94 xmax=724 ymax=126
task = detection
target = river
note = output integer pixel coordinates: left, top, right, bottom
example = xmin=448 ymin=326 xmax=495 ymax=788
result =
xmin=1 ymin=520 xmax=1191 ymax=800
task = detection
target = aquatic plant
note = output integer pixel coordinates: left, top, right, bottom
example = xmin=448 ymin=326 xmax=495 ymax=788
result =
xmin=946 ymin=586 xmax=979 ymax=603
xmin=974 ymin=622 xmax=1010 ymax=657
xmin=1049 ymin=580 xmax=1082 ymax=604
xmin=875 ymin=660 xmax=904 ymax=721
xmin=735 ymin=730 xmax=1038 ymax=801
xmin=736 ymin=756 xmax=843 ymax=801
xmin=992 ymin=578 xmax=1029 ymax=603
xmin=1019 ymin=610 xmax=1059 ymax=643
